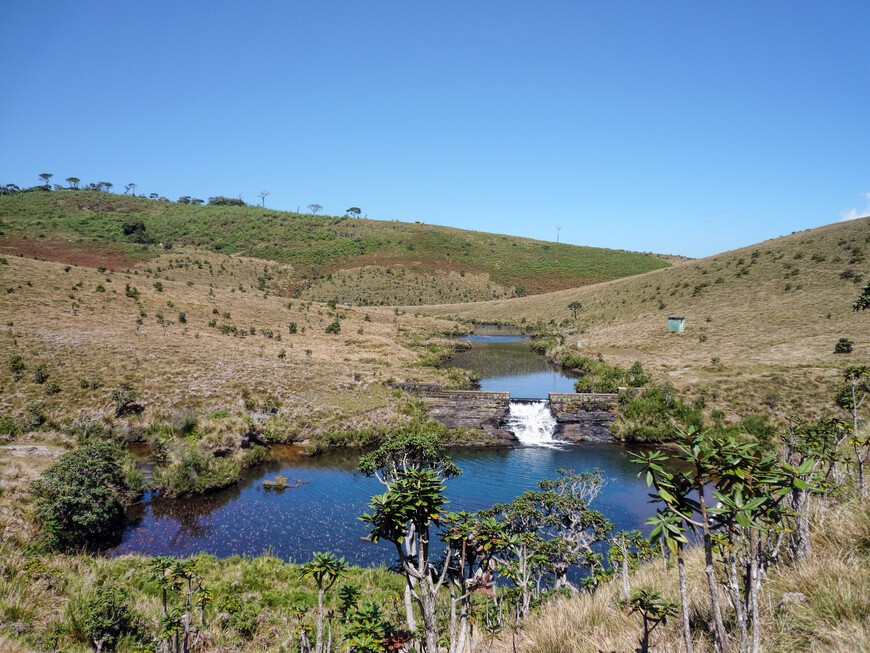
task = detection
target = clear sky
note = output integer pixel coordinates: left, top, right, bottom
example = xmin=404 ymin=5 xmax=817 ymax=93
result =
xmin=1 ymin=1 xmax=868 ymax=258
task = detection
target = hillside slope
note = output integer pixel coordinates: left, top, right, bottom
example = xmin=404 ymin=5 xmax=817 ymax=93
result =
xmin=424 ymin=217 xmax=870 ymax=418
xmin=0 ymin=190 xmax=670 ymax=304
xmin=0 ymin=253 xmax=482 ymax=449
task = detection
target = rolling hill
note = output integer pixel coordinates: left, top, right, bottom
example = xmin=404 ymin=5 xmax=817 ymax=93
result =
xmin=423 ymin=217 xmax=870 ymax=419
xmin=0 ymin=189 xmax=671 ymax=305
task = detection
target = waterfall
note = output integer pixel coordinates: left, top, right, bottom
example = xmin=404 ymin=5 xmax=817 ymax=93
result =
xmin=505 ymin=400 xmax=558 ymax=446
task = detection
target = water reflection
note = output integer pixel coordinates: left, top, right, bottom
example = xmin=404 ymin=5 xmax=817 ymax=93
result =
xmin=443 ymin=329 xmax=577 ymax=398
xmin=109 ymin=444 xmax=667 ymax=567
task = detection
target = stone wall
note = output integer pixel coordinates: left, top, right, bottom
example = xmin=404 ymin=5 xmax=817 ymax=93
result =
xmin=423 ymin=390 xmax=516 ymax=444
xmin=549 ymin=392 xmax=619 ymax=442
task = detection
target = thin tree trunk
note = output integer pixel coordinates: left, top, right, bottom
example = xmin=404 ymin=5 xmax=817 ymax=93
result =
xmin=698 ymin=489 xmax=729 ymax=652
xmin=621 ymin=533 xmax=630 ymax=600
xmin=677 ymin=547 xmax=694 ymax=653
xmin=728 ymin=558 xmax=748 ymax=653
xmin=792 ymin=487 xmax=811 ymax=560
xmin=749 ymin=530 xmax=761 ymax=653
xmin=449 ymin=584 xmax=458 ymax=653
xmin=315 ymin=587 xmax=324 ymax=653
xmin=404 ymin=582 xmax=418 ymax=632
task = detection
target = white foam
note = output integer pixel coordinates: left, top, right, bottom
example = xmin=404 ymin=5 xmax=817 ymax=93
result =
xmin=506 ymin=400 xmax=558 ymax=446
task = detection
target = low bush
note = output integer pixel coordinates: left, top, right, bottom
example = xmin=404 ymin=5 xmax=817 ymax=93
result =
xmin=612 ymin=384 xmax=704 ymax=443
xmin=561 ymin=354 xmax=648 ymax=393
xmin=33 ymin=363 xmax=49 ymax=384
xmin=241 ymin=445 xmax=270 ymax=469
xmin=834 ymin=337 xmax=853 ymax=354
xmin=151 ymin=443 xmax=241 ymax=497
xmin=69 ymin=582 xmax=142 ymax=652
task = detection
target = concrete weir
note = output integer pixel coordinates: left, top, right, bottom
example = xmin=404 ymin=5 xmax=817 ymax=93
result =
xmin=549 ymin=392 xmax=619 ymax=442
xmin=400 ymin=383 xmax=621 ymax=443
xmin=423 ymin=390 xmax=515 ymax=443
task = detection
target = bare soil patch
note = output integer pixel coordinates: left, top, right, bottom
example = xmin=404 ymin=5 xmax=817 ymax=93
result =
xmin=0 ymin=237 xmax=141 ymax=270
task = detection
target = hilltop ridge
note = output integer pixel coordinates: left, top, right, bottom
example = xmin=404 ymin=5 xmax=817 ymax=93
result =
xmin=0 ymin=189 xmax=671 ymax=305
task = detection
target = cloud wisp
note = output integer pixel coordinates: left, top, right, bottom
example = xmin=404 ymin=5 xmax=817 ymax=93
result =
xmin=840 ymin=192 xmax=870 ymax=222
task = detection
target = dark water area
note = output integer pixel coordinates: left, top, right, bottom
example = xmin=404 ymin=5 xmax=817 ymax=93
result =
xmin=444 ymin=326 xmax=577 ymax=398
xmin=111 ymin=443 xmax=665 ymax=566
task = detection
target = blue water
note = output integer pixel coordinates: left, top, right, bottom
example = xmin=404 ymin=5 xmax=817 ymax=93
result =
xmin=111 ymin=444 xmax=661 ymax=566
xmin=444 ymin=327 xmax=578 ymax=398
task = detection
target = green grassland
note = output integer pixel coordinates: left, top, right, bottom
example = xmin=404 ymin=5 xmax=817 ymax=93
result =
xmin=0 ymin=190 xmax=670 ymax=304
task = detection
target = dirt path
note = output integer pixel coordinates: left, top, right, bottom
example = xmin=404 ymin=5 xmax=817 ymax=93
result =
xmin=0 ymin=444 xmax=63 ymax=459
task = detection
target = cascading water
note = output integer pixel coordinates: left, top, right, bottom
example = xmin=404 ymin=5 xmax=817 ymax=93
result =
xmin=505 ymin=400 xmax=558 ymax=446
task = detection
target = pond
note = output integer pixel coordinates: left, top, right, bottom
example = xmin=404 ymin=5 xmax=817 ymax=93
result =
xmin=111 ymin=443 xmax=662 ymax=567
xmin=443 ymin=326 xmax=577 ymax=398
xmin=110 ymin=324 xmax=669 ymax=569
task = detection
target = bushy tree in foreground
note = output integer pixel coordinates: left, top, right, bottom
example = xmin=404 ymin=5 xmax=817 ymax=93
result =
xmin=31 ymin=443 xmax=143 ymax=550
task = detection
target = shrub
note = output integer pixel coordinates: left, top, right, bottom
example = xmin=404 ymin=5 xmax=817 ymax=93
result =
xmin=834 ymin=337 xmax=854 ymax=354
xmin=73 ymin=582 xmax=138 ymax=652
xmin=217 ymin=594 xmax=259 ymax=639
xmin=153 ymin=281 xmax=163 ymax=292
xmin=31 ymin=443 xmax=140 ymax=550
xmin=288 ymin=322 xmax=297 ymax=334
xmin=563 ymin=354 xmax=631 ymax=393
xmin=122 ymin=219 xmax=149 ymax=243
xmin=151 ymin=444 xmax=241 ymax=497
xmin=612 ymin=384 xmax=704 ymax=443
xmin=25 ymin=403 xmax=45 ymax=430
xmin=207 ymin=196 xmax=245 ymax=206
xmin=325 ymin=320 xmax=341 ymax=334
xmin=43 ymin=380 xmax=61 ymax=395
xmin=241 ymin=445 xmax=270 ymax=469
xmin=0 ymin=415 xmax=22 ymax=436
xmin=33 ymin=363 xmax=49 ymax=384
xmin=9 ymin=354 xmax=25 ymax=381
xmin=111 ymin=383 xmax=142 ymax=417
xmin=177 ymin=311 xmax=186 ymax=324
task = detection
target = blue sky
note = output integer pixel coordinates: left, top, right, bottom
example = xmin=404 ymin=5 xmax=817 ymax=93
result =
xmin=1 ymin=1 xmax=868 ymax=258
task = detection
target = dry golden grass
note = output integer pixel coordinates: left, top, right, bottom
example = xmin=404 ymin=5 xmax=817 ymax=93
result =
xmin=501 ymin=494 xmax=870 ymax=653
xmin=424 ymin=217 xmax=870 ymax=419
xmin=0 ymin=254 xmax=459 ymax=441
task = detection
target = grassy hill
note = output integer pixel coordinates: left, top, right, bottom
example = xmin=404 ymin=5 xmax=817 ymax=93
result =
xmin=0 ymin=189 xmax=671 ymax=305
xmin=424 ymin=217 xmax=870 ymax=419
xmin=0 ymin=252 xmax=492 ymax=454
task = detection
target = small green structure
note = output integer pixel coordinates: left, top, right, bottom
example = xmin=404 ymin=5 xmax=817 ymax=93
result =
xmin=668 ymin=316 xmax=685 ymax=332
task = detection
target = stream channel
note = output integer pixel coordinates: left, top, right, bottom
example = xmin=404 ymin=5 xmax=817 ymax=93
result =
xmin=109 ymin=326 xmax=663 ymax=567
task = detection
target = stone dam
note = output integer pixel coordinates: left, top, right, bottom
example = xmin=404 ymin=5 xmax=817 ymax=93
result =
xmin=394 ymin=383 xmax=623 ymax=443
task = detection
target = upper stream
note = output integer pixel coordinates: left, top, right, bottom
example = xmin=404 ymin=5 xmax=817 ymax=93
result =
xmin=444 ymin=326 xmax=577 ymax=398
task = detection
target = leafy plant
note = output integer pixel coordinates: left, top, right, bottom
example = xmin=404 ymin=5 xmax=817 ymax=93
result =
xmin=9 ymin=354 xmax=25 ymax=381
xmin=33 ymin=363 xmax=49 ymax=384
xmin=616 ymin=589 xmax=679 ymax=653
xmin=834 ymin=337 xmax=853 ymax=354
xmin=31 ymin=443 xmax=140 ymax=550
